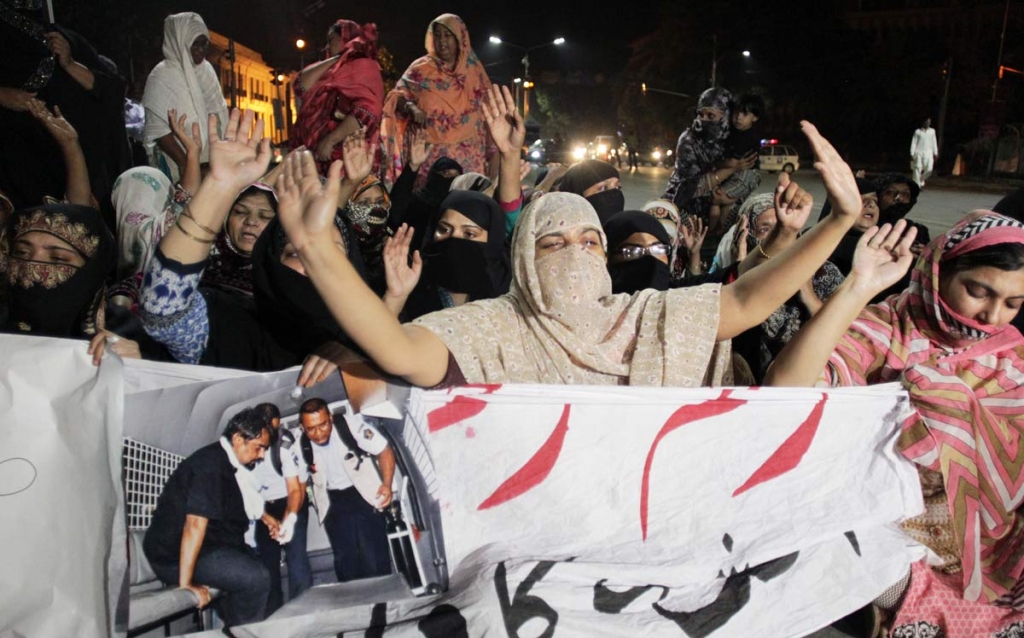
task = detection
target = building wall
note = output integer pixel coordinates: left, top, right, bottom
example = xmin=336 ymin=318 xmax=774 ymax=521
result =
xmin=207 ymin=31 xmax=291 ymax=146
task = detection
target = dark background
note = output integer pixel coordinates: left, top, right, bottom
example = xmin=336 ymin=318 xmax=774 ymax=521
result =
xmin=52 ymin=0 xmax=1024 ymax=172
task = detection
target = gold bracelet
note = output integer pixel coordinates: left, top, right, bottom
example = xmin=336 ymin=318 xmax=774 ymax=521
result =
xmin=175 ymin=219 xmax=215 ymax=244
xmin=757 ymin=243 xmax=772 ymax=259
xmin=182 ymin=204 xmax=219 ymax=237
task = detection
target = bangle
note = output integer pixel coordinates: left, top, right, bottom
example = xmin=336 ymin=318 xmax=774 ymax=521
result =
xmin=182 ymin=204 xmax=219 ymax=237
xmin=174 ymin=219 xmax=215 ymax=244
xmin=757 ymin=243 xmax=772 ymax=259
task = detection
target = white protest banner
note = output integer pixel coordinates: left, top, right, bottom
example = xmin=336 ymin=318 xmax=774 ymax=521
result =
xmin=0 ymin=335 xmax=126 ymax=638
xmin=214 ymin=383 xmax=925 ymax=637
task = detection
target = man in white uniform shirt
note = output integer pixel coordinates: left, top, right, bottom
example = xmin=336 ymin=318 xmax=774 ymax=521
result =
xmin=250 ymin=403 xmax=312 ymax=613
xmin=910 ymin=117 xmax=939 ymax=187
xmin=299 ymin=397 xmax=395 ymax=582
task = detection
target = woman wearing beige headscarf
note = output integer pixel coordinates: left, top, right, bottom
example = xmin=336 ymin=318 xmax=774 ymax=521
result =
xmin=264 ymin=119 xmax=865 ymax=389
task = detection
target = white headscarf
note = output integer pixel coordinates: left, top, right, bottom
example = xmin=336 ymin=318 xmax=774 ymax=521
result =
xmin=142 ymin=12 xmax=228 ymax=177
xmin=414 ymin=192 xmax=732 ymax=386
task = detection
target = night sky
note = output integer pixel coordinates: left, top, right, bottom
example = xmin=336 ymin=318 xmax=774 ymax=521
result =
xmin=170 ymin=0 xmax=662 ymax=80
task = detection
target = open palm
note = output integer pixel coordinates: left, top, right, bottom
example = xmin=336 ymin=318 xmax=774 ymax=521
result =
xmin=850 ymin=220 xmax=918 ymax=294
xmin=383 ymin=224 xmax=423 ymax=300
xmin=276 ymin=150 xmax=342 ymax=253
xmin=802 ymin=121 xmax=860 ymax=221
xmin=482 ymin=85 xmax=525 ymax=155
xmin=207 ymin=109 xmax=272 ymax=193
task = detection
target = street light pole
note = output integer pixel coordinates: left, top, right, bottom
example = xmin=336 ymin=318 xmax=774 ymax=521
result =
xmin=489 ymin=36 xmax=564 ymax=119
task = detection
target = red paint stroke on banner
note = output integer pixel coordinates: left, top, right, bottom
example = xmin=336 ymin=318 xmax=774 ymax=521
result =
xmin=427 ymin=396 xmax=489 ymax=432
xmin=732 ymin=395 xmax=827 ymax=497
xmin=641 ymin=391 xmax=746 ymax=540
xmin=478 ymin=404 xmax=571 ymax=511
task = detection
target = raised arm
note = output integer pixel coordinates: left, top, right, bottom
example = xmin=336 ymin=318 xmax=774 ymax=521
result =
xmin=167 ymin=110 xmax=203 ymax=197
xmin=717 ymin=122 xmax=862 ymax=340
xmin=482 ymin=85 xmax=526 ymax=206
xmin=27 ymin=100 xmax=91 ymax=206
xmin=159 ymin=109 xmax=271 ymax=266
xmin=275 ymin=148 xmax=449 ymax=387
xmin=764 ymin=221 xmax=916 ymax=387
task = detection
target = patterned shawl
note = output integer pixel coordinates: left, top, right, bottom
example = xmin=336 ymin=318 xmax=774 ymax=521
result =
xmin=413 ymin=192 xmax=732 ymax=386
xmin=822 ymin=211 xmax=1024 ymax=605
xmin=661 ymin=87 xmax=732 ymax=215
xmin=379 ymin=14 xmax=494 ymax=187
xmin=290 ymin=20 xmax=384 ymax=176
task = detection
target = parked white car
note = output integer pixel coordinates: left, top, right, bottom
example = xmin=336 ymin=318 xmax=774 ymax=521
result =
xmin=758 ymin=143 xmax=800 ymax=173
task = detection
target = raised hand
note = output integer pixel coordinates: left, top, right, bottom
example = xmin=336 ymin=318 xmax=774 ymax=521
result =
xmin=772 ymin=169 xmax=813 ymax=231
xmin=848 ymin=220 xmax=917 ymax=297
xmin=383 ymin=224 xmax=423 ymax=303
xmin=733 ymin=215 xmax=750 ymax=262
xmin=519 ymin=159 xmax=531 ymax=183
xmin=802 ymin=121 xmax=859 ymax=222
xmin=408 ymin=127 xmax=431 ymax=172
xmin=341 ymin=129 xmax=374 ymax=184
xmin=0 ymin=87 xmax=38 ymax=112
xmin=206 ymin=109 xmax=272 ymax=193
xmin=168 ymin=109 xmax=202 ymax=157
xmin=482 ymin=85 xmax=525 ymax=156
xmin=275 ymin=150 xmax=342 ymax=253
xmin=773 ymin=172 xmax=812 ymax=233
xmin=681 ymin=216 xmax=708 ymax=254
xmin=27 ymin=100 xmax=78 ymax=147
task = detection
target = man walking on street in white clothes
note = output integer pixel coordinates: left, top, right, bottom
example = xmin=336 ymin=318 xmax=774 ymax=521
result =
xmin=910 ymin=117 xmax=938 ymax=188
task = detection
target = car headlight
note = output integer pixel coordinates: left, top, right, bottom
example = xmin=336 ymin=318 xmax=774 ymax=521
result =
xmin=666 ymin=150 xmax=673 ymax=157
xmin=530 ymin=151 xmax=541 ymax=159
xmin=651 ymin=150 xmax=662 ymax=161
xmin=597 ymin=144 xmax=608 ymax=154
xmin=572 ymin=147 xmax=586 ymax=160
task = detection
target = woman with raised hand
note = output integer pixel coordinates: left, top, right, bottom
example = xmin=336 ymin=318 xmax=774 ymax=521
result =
xmin=271 ymin=120 xmax=867 ymax=388
xmin=138 ymin=109 xmax=369 ymax=379
xmin=766 ymin=211 xmax=1024 ymax=635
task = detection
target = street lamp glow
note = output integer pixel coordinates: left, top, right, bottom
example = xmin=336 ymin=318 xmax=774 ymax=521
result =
xmin=553 ymin=37 xmax=565 ymax=45
xmin=489 ymin=36 xmax=502 ymax=44
xmin=276 ymin=74 xmax=285 ymax=82
xmin=513 ymin=77 xmax=522 ymax=84
xmin=296 ymin=38 xmax=306 ymax=50
xmin=742 ymin=50 xmax=751 ymax=57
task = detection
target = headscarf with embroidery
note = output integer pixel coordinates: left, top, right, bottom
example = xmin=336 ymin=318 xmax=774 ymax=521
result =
xmin=3 ymin=203 xmax=114 ymax=337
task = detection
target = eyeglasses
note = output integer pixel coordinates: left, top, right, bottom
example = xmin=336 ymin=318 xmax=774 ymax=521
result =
xmin=617 ymin=244 xmax=670 ymax=261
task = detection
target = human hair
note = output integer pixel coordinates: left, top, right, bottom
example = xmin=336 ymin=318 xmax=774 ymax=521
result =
xmin=300 ymin=397 xmax=329 ymax=416
xmin=942 ymin=243 xmax=1024 ymax=275
xmin=253 ymin=402 xmax=280 ymax=424
xmin=222 ymin=407 xmax=270 ymax=441
xmin=734 ymin=93 xmax=765 ymax=119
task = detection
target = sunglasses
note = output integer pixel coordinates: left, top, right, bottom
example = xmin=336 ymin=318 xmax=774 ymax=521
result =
xmin=617 ymin=243 xmax=670 ymax=261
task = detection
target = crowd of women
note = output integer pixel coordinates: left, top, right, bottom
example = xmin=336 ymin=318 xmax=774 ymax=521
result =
xmin=3 ymin=3 xmax=1024 ymax=635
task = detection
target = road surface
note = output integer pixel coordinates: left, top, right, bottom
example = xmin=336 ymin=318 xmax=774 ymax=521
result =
xmin=617 ymin=166 xmax=1009 ymax=238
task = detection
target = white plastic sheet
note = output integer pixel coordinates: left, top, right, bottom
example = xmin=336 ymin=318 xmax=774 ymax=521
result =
xmin=0 ymin=335 xmax=125 ymax=638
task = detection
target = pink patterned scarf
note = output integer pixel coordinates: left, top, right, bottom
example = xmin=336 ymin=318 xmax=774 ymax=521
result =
xmin=824 ymin=211 xmax=1024 ymax=605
